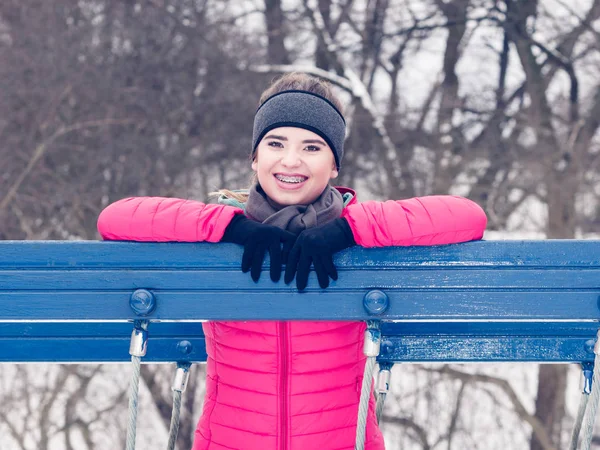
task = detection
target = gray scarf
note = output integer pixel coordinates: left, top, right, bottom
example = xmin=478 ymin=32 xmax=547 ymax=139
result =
xmin=245 ymin=184 xmax=344 ymax=235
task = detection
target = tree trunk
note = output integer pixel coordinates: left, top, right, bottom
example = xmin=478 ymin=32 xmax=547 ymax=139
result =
xmin=530 ymin=365 xmax=568 ymax=450
xmin=433 ymin=0 xmax=469 ymax=194
xmin=264 ymin=0 xmax=290 ymax=64
xmin=502 ymin=2 xmax=575 ymax=448
xmin=315 ymin=0 xmax=332 ymax=70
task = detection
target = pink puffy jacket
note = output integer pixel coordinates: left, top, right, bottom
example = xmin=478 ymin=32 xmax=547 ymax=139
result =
xmin=97 ymin=188 xmax=487 ymax=450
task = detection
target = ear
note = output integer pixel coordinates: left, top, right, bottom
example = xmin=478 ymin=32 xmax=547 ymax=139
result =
xmin=251 ymin=158 xmax=258 ymax=172
xmin=330 ymin=167 xmax=339 ymax=180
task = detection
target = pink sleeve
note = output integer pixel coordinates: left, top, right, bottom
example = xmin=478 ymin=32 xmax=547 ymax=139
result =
xmin=341 ymin=195 xmax=487 ymax=247
xmin=97 ymin=197 xmax=244 ymax=242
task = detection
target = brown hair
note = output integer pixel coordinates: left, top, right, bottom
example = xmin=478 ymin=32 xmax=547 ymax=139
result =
xmin=211 ymin=72 xmax=344 ymax=203
xmin=258 ymin=72 xmax=344 ymax=113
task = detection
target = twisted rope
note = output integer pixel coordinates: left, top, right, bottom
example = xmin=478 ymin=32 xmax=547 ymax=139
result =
xmin=355 ymin=321 xmax=380 ymax=450
xmin=355 ymin=355 xmax=377 ymax=450
xmin=126 ymin=354 xmax=142 ymax=450
xmin=166 ymin=390 xmax=183 ymax=450
xmin=569 ymin=392 xmax=589 ymax=450
xmin=375 ymin=392 xmax=386 ymax=424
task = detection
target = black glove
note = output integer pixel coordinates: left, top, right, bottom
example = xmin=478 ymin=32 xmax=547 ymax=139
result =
xmin=221 ymin=215 xmax=296 ymax=282
xmin=284 ymin=218 xmax=356 ymax=290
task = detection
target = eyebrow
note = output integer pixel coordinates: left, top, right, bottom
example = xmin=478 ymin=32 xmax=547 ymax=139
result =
xmin=264 ymin=134 xmax=327 ymax=146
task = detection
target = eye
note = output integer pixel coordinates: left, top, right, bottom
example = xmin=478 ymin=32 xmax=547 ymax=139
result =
xmin=267 ymin=141 xmax=283 ymax=148
xmin=305 ymin=145 xmax=320 ymax=152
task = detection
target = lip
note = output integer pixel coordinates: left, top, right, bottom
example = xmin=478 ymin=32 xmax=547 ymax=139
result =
xmin=273 ymin=174 xmax=308 ymax=190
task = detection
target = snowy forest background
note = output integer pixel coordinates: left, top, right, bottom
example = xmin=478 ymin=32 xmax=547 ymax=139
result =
xmin=2 ymin=0 xmax=600 ymax=448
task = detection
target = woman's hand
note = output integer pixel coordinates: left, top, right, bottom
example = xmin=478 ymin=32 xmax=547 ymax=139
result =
xmin=221 ymin=215 xmax=296 ymax=282
xmin=284 ymin=218 xmax=356 ymax=290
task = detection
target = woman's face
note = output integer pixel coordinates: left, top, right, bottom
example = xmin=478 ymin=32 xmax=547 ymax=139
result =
xmin=252 ymin=127 xmax=339 ymax=206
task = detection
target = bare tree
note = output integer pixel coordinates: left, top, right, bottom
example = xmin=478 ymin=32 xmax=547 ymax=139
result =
xmin=0 ymin=365 xmax=128 ymax=449
xmin=3 ymin=0 xmax=600 ymax=448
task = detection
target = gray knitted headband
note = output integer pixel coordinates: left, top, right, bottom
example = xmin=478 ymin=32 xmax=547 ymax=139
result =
xmin=252 ymin=90 xmax=346 ymax=169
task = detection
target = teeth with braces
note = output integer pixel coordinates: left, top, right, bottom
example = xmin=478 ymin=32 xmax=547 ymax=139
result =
xmin=275 ymin=175 xmax=307 ymax=183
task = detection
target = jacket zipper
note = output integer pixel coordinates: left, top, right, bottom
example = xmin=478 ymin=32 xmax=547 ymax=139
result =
xmin=279 ymin=321 xmax=289 ymax=450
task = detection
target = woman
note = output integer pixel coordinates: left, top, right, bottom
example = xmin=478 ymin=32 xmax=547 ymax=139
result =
xmin=98 ymin=72 xmax=487 ymax=450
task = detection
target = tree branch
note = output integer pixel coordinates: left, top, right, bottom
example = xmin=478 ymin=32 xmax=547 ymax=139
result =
xmin=0 ymin=118 xmax=137 ymax=212
xmin=427 ymin=365 xmax=558 ymax=450
xmin=381 ymin=414 xmax=431 ymax=450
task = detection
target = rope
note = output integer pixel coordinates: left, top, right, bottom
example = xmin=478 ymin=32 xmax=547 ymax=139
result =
xmin=375 ymin=363 xmax=392 ymax=424
xmin=125 ymin=320 xmax=148 ymax=450
xmin=581 ymin=335 xmax=600 ymax=450
xmin=166 ymin=390 xmax=183 ymax=450
xmin=569 ymin=392 xmax=589 ymax=450
xmin=126 ymin=354 xmax=142 ymax=450
xmin=375 ymin=392 xmax=386 ymax=424
xmin=355 ymin=321 xmax=380 ymax=450
xmin=166 ymin=362 xmax=191 ymax=450
xmin=355 ymin=355 xmax=377 ymax=450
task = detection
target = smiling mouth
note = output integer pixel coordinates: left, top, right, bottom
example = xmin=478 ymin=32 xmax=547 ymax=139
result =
xmin=274 ymin=174 xmax=308 ymax=184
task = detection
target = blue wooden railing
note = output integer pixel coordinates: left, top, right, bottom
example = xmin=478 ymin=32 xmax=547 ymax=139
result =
xmin=1 ymin=240 xmax=599 ymax=364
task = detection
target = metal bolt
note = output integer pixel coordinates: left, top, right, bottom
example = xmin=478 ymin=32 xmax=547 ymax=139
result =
xmin=129 ymin=289 xmax=156 ymax=316
xmin=177 ymin=340 xmax=193 ymax=355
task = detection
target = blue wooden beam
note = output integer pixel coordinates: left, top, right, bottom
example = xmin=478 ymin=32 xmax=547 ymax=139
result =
xmin=0 ymin=322 xmax=595 ymax=364
xmin=0 ymin=323 xmax=207 ymax=363
xmin=1 ymin=240 xmax=599 ymax=363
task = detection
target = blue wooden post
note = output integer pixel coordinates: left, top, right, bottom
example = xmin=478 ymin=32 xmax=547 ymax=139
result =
xmin=0 ymin=240 xmax=599 ymax=363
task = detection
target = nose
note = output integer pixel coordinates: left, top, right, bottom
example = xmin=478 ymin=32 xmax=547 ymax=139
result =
xmin=280 ymin=148 xmax=301 ymax=167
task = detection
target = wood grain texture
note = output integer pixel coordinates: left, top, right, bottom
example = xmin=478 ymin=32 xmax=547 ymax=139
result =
xmin=0 ymin=240 xmax=599 ymax=362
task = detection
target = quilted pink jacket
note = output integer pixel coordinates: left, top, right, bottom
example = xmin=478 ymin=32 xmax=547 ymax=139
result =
xmin=97 ymin=188 xmax=487 ymax=450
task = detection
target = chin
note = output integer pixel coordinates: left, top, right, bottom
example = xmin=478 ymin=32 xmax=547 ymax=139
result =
xmin=271 ymin=193 xmax=306 ymax=206
xmin=261 ymin=179 xmax=323 ymax=206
